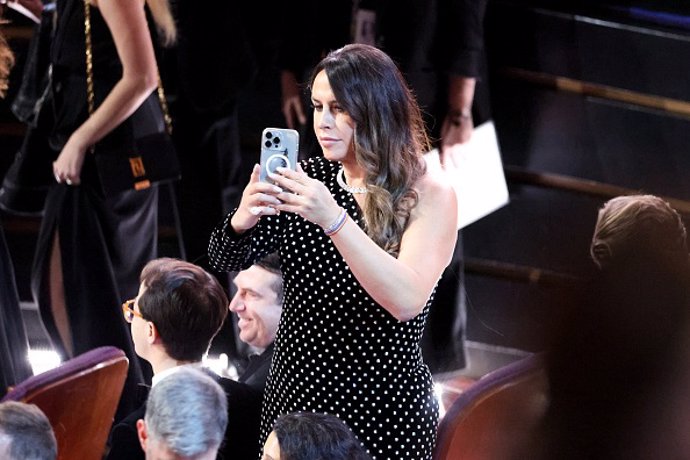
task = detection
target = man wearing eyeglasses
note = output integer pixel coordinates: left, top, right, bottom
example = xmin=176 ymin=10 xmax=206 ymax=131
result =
xmin=106 ymin=258 xmax=262 ymax=460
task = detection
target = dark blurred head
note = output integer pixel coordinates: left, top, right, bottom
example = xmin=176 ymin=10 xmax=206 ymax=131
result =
xmin=266 ymin=412 xmax=371 ymax=460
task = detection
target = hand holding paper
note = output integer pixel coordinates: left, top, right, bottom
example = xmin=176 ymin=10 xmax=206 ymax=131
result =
xmin=426 ymin=121 xmax=509 ymax=230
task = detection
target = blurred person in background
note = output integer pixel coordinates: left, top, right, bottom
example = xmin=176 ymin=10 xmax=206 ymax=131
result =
xmin=538 ymin=195 xmax=690 ymax=459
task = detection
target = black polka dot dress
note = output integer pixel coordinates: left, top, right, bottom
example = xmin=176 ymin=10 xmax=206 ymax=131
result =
xmin=209 ymin=157 xmax=439 ymax=459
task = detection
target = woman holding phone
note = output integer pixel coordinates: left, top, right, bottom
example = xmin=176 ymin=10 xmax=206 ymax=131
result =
xmin=209 ymin=44 xmax=457 ymax=459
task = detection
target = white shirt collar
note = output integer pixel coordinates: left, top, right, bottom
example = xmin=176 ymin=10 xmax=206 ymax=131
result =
xmin=151 ymin=362 xmax=203 ymax=387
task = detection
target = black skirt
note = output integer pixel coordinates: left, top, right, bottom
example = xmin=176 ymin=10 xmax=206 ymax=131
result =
xmin=32 ymin=181 xmax=158 ymax=418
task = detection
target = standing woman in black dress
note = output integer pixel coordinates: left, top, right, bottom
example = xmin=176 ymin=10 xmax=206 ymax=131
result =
xmin=209 ymin=44 xmax=457 ymax=459
xmin=27 ymin=0 xmax=175 ymax=417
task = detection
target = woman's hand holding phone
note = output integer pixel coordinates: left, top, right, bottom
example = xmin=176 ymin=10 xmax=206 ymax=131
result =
xmin=269 ymin=165 xmax=341 ymax=230
xmin=231 ymin=164 xmax=284 ymax=233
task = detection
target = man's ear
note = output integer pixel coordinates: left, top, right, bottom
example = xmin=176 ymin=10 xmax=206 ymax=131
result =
xmin=147 ymin=321 xmax=159 ymax=345
xmin=136 ymin=419 xmax=148 ymax=452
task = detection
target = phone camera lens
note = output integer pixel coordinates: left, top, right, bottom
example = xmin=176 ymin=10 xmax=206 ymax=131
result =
xmin=265 ymin=132 xmax=273 ymax=139
xmin=273 ymin=137 xmax=280 ymax=145
xmin=264 ymin=140 xmax=272 ymax=148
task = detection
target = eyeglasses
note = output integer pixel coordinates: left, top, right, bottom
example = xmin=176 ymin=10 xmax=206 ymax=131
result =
xmin=122 ymin=299 xmax=145 ymax=323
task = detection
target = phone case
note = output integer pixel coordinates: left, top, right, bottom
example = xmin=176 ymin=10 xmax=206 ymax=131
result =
xmin=259 ymin=128 xmax=299 ymax=183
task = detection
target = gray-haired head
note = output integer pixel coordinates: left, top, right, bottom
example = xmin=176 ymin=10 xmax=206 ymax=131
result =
xmin=144 ymin=367 xmax=228 ymax=458
xmin=0 ymin=402 xmax=57 ymax=460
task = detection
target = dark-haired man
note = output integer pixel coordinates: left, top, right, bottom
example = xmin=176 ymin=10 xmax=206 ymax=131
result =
xmin=106 ymin=258 xmax=262 ymax=460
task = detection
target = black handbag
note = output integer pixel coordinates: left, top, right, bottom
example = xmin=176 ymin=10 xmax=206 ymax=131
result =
xmin=83 ymin=0 xmax=180 ymax=197
xmin=93 ymin=128 xmax=180 ymax=195
xmin=89 ymin=90 xmax=180 ymax=197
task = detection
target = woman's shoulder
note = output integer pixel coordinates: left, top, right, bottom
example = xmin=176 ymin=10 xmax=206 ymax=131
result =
xmin=409 ymin=165 xmax=458 ymax=233
xmin=415 ymin=166 xmax=456 ymax=205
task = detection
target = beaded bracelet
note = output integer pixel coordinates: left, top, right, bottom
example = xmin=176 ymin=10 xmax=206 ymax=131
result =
xmin=324 ymin=208 xmax=348 ymax=236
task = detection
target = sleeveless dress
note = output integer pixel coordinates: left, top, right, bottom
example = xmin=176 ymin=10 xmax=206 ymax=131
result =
xmin=209 ymin=157 xmax=439 ymax=459
xmin=31 ymin=0 xmax=158 ymax=419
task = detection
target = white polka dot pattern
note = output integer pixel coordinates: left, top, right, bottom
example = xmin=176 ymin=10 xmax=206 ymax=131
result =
xmin=208 ymin=157 xmax=439 ymax=459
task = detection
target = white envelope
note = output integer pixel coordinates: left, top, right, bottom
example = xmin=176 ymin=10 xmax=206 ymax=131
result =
xmin=425 ymin=121 xmax=509 ymax=230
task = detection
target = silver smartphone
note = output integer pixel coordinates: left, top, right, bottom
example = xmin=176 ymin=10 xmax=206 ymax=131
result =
xmin=259 ymin=128 xmax=299 ymax=183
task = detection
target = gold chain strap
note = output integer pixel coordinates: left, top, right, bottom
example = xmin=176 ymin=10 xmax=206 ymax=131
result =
xmin=83 ymin=0 xmax=172 ymax=134
xmin=83 ymin=0 xmax=94 ymax=116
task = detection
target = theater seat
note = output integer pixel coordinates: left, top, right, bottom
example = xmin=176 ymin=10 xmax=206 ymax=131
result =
xmin=2 ymin=346 xmax=129 ymax=460
xmin=433 ymin=353 xmax=548 ymax=460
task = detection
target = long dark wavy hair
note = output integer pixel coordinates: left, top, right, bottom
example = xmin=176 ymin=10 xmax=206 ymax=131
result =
xmin=310 ymin=44 xmax=429 ymax=256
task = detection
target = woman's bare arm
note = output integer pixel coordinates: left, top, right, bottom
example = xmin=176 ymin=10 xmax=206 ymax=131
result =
xmin=274 ymin=167 xmax=458 ymax=322
xmin=52 ymin=0 xmax=158 ymax=183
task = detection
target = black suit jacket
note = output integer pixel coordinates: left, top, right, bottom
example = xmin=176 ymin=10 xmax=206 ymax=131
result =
xmin=238 ymin=343 xmax=274 ymax=394
xmin=106 ymin=370 xmax=263 ymax=460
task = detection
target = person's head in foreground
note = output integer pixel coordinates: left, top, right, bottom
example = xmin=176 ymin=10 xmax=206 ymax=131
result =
xmin=0 ymin=401 xmax=57 ymax=460
xmin=137 ymin=366 xmax=228 ymax=460
xmin=262 ymin=411 xmax=372 ymax=460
